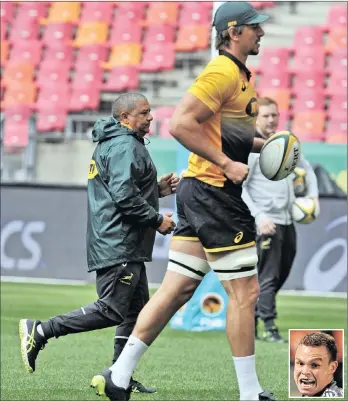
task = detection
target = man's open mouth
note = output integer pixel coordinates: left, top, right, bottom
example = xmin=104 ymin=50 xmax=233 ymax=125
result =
xmin=299 ymin=378 xmax=316 ymax=387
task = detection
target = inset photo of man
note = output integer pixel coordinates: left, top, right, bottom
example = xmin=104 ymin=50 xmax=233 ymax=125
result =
xmin=289 ymin=329 xmax=344 ymax=398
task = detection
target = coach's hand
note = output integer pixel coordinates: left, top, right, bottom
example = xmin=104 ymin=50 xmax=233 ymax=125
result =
xmin=158 ymin=173 xmax=180 ymax=197
xmin=157 ymin=212 xmax=176 ymax=235
xmin=222 ymin=160 xmax=249 ymax=185
xmin=258 ymin=218 xmax=276 ymax=235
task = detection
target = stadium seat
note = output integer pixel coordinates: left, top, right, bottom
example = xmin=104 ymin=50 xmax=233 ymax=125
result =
xmin=326 ymin=48 xmax=347 ymax=75
xmin=10 ymin=40 xmax=43 ymax=66
xmin=143 ymin=24 xmax=175 ymax=48
xmin=175 ymin=25 xmax=210 ymax=52
xmin=290 ymin=47 xmax=325 ymax=73
xmin=40 ymin=43 xmax=74 ymax=70
xmin=140 ymin=43 xmax=175 ymax=72
xmin=325 ymin=5 xmax=347 ymax=29
xmin=0 ymin=40 xmax=9 ymax=66
xmin=36 ymin=62 xmax=71 ymax=89
xmin=325 ymin=121 xmax=347 ymax=144
xmin=143 ymin=3 xmax=179 ymax=26
xmin=277 ymin=111 xmax=291 ymax=131
xmin=2 ymin=82 xmax=37 ymax=109
xmin=73 ymin=21 xmax=108 ymax=47
xmin=3 ymin=105 xmax=32 ymax=148
xmin=0 ymin=2 xmax=14 ymax=24
xmin=102 ymin=44 xmax=142 ymax=69
xmin=2 ymin=61 xmax=35 ymax=88
xmin=10 ymin=15 xmax=40 ymax=41
xmin=41 ymin=2 xmax=81 ymax=25
xmin=103 ymin=66 xmax=139 ymax=92
xmin=72 ymin=64 xmax=103 ymax=90
xmin=36 ymin=107 xmax=68 ymax=132
xmin=80 ymin=2 xmax=114 ymax=24
xmin=155 ymin=106 xmax=175 ymax=138
xmin=292 ymin=26 xmax=324 ymax=50
xmin=327 ymin=94 xmax=347 ymax=122
xmin=258 ymin=89 xmax=291 ymax=111
xmin=291 ymin=90 xmax=326 ymax=114
xmin=35 ymin=85 xmax=70 ymax=111
xmin=75 ymin=45 xmax=108 ymax=70
xmin=68 ymin=86 xmax=101 ymax=111
xmin=325 ymin=28 xmax=347 ymax=53
xmin=108 ymin=20 xmax=142 ymax=45
xmin=257 ymin=70 xmax=291 ymax=90
xmin=42 ymin=22 xmax=75 ymax=46
xmin=179 ymin=4 xmax=212 ymax=25
xmin=292 ymin=70 xmax=326 ymax=94
xmin=325 ymin=74 xmax=347 ymax=97
xmin=256 ymin=47 xmax=290 ymax=74
xmin=115 ymin=2 xmax=148 ymax=21
xmin=291 ymin=111 xmax=325 ymax=141
xmin=17 ymin=2 xmax=49 ymax=20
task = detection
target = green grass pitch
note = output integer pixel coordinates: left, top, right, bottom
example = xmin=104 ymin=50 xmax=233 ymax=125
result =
xmin=1 ymin=282 xmax=347 ymax=400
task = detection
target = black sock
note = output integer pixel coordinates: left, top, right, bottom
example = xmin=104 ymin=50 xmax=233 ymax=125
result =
xmin=264 ymin=319 xmax=275 ymax=331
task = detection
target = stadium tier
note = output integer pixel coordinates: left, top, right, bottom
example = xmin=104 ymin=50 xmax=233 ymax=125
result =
xmin=0 ymin=1 xmax=347 ymax=151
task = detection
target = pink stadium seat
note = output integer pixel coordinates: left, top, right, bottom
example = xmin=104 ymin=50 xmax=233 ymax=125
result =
xmin=257 ymin=47 xmax=290 ymax=74
xmin=179 ymin=4 xmax=211 ymax=25
xmin=108 ymin=20 xmax=142 ymax=45
xmin=71 ymin=65 xmax=103 ymax=90
xmin=155 ymin=106 xmax=175 ymax=138
xmin=37 ymin=62 xmax=71 ymax=89
xmin=1 ymin=40 xmax=9 ymax=66
xmin=143 ymin=24 xmax=175 ymax=48
xmin=0 ymin=2 xmax=14 ymax=24
xmin=10 ymin=40 xmax=43 ymax=66
xmin=326 ymin=5 xmax=347 ymax=29
xmin=40 ymin=43 xmax=74 ymax=70
xmin=291 ymin=111 xmax=326 ymax=141
xmin=17 ymin=2 xmax=49 ymax=20
xmin=3 ymin=105 xmax=32 ymax=148
xmin=69 ymin=86 xmax=101 ymax=111
xmin=140 ymin=44 xmax=175 ymax=72
xmin=257 ymin=70 xmax=291 ymax=90
xmin=36 ymin=107 xmax=68 ymax=132
xmin=116 ymin=2 xmax=148 ymax=21
xmin=258 ymin=89 xmax=291 ymax=111
xmin=80 ymin=2 xmax=114 ymax=25
xmin=75 ymin=45 xmax=108 ymax=70
xmin=143 ymin=3 xmax=179 ymax=27
xmin=175 ymin=24 xmax=210 ymax=52
xmin=292 ymin=90 xmax=325 ymax=114
xmin=325 ymin=74 xmax=347 ymax=97
xmin=327 ymin=95 xmax=347 ymax=122
xmin=292 ymin=26 xmax=324 ymax=50
xmin=291 ymin=70 xmax=326 ymax=94
xmin=325 ymin=27 xmax=347 ymax=53
xmin=325 ymin=121 xmax=347 ymax=144
xmin=35 ymin=85 xmax=70 ymax=112
xmin=1 ymin=81 xmax=37 ymax=109
xmin=42 ymin=23 xmax=75 ymax=46
xmin=290 ymin=47 xmax=325 ymax=73
xmin=326 ymin=48 xmax=347 ymax=75
xmin=10 ymin=15 xmax=40 ymax=42
xmin=103 ymin=66 xmax=139 ymax=92
xmin=277 ymin=111 xmax=290 ymax=131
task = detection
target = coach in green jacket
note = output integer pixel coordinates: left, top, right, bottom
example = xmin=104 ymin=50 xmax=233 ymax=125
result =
xmin=19 ymin=93 xmax=177 ymax=395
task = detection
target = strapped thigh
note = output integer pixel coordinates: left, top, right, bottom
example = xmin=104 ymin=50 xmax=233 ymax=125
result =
xmin=167 ymin=250 xmax=211 ymax=281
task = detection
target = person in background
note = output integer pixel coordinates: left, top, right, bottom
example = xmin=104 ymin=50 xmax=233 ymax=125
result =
xmin=242 ymin=97 xmax=319 ymax=343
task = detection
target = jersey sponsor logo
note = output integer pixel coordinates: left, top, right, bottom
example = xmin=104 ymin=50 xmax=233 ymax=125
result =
xmin=261 ymin=238 xmax=272 ymax=249
xmin=234 ymin=231 xmax=244 ymax=244
xmin=88 ymin=160 xmax=98 ymax=179
xmin=246 ymin=97 xmax=258 ymax=117
xmin=228 ymin=20 xmax=237 ymax=27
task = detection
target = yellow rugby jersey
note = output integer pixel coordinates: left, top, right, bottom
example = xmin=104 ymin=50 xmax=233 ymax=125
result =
xmin=182 ymin=50 xmax=258 ymax=187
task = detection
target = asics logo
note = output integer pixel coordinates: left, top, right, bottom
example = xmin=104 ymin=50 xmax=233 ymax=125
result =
xmin=234 ymin=232 xmax=244 ymax=244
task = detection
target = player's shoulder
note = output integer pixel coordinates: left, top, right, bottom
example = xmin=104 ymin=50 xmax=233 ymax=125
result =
xmin=201 ymin=55 xmax=239 ymax=78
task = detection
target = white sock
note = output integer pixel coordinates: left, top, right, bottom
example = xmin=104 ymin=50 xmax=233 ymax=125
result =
xmin=233 ymin=355 xmax=263 ymax=401
xmin=109 ymin=335 xmax=148 ymax=389
xmin=36 ymin=324 xmax=45 ymax=338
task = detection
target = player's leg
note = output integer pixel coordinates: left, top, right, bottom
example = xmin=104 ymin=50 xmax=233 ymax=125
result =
xmin=255 ymin=226 xmax=285 ymax=342
xmin=19 ymin=263 xmax=142 ymax=373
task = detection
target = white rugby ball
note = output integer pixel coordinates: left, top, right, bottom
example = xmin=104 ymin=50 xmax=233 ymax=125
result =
xmin=259 ymin=131 xmax=301 ymax=181
xmin=292 ymin=197 xmax=319 ymax=224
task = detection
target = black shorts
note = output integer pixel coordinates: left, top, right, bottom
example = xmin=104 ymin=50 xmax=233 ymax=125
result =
xmin=173 ymin=178 xmax=256 ymax=252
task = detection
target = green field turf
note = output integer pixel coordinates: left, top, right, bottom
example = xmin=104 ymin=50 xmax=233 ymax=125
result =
xmin=1 ymin=282 xmax=347 ymax=401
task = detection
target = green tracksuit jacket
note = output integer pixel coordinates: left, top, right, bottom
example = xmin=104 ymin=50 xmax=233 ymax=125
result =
xmin=86 ymin=117 xmax=163 ymax=271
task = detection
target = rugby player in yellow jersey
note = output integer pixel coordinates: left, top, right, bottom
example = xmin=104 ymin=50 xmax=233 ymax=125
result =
xmin=90 ymin=2 xmax=276 ymax=401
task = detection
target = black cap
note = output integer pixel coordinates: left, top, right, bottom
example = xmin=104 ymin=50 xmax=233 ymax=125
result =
xmin=213 ymin=1 xmax=269 ymax=32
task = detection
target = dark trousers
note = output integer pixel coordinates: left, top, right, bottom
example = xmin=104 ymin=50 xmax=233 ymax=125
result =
xmin=255 ymin=224 xmax=296 ymax=329
xmin=41 ymin=262 xmax=149 ymax=363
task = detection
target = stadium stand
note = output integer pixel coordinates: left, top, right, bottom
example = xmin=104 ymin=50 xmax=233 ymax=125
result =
xmin=0 ymin=1 xmax=347 ymax=182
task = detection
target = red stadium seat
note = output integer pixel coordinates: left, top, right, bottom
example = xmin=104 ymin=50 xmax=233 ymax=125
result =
xmin=103 ymin=66 xmax=139 ymax=92
xmin=143 ymin=24 xmax=175 ymax=48
xmin=0 ymin=2 xmax=14 ymax=24
xmin=69 ymin=86 xmax=101 ymax=111
xmin=42 ymin=23 xmax=75 ymax=46
xmin=326 ymin=48 xmax=347 ymax=75
xmin=75 ymin=45 xmax=108 ymax=70
xmin=140 ymin=44 xmax=175 ymax=72
xmin=257 ymin=47 xmax=290 ymax=74
xmin=115 ymin=2 xmax=148 ymax=22
xmin=36 ymin=107 xmax=68 ymax=132
xmin=325 ymin=74 xmax=347 ymax=97
xmin=10 ymin=15 xmax=40 ymax=41
xmin=80 ymin=2 xmax=114 ymax=25
xmin=155 ymin=106 xmax=175 ymax=138
xmin=327 ymin=95 xmax=347 ymax=122
xmin=325 ymin=5 xmax=347 ymax=29
xmin=292 ymin=70 xmax=326 ymax=94
xmin=291 ymin=111 xmax=325 ymax=141
xmin=292 ymin=90 xmax=326 ymax=114
xmin=10 ymin=40 xmax=43 ymax=66
xmin=3 ymin=105 xmax=32 ymax=148
xmin=40 ymin=43 xmax=74 ymax=70
xmin=108 ymin=20 xmax=142 ymax=45
xmin=17 ymin=2 xmax=49 ymax=20
xmin=143 ymin=3 xmax=179 ymax=27
xmin=72 ymin=65 xmax=103 ymax=90
xmin=325 ymin=28 xmax=347 ymax=53
xmin=179 ymin=4 xmax=212 ymax=25
xmin=37 ymin=62 xmax=71 ymax=89
xmin=292 ymin=26 xmax=324 ymax=50
xmin=35 ymin=85 xmax=70 ymax=112
xmin=325 ymin=121 xmax=347 ymax=144
xmin=175 ymin=25 xmax=210 ymax=52
xmin=290 ymin=47 xmax=325 ymax=73
xmin=257 ymin=70 xmax=291 ymax=90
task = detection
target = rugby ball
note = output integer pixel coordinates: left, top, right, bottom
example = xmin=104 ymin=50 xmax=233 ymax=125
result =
xmin=292 ymin=167 xmax=307 ymax=197
xmin=259 ymin=131 xmax=301 ymax=181
xmin=292 ymin=197 xmax=319 ymax=224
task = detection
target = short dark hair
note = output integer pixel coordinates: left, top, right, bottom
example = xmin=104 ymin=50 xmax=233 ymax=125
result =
xmin=297 ymin=332 xmax=338 ymax=362
xmin=215 ymin=26 xmax=245 ymax=50
xmin=257 ymin=97 xmax=278 ymax=108
xmin=112 ymin=93 xmax=148 ymax=119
